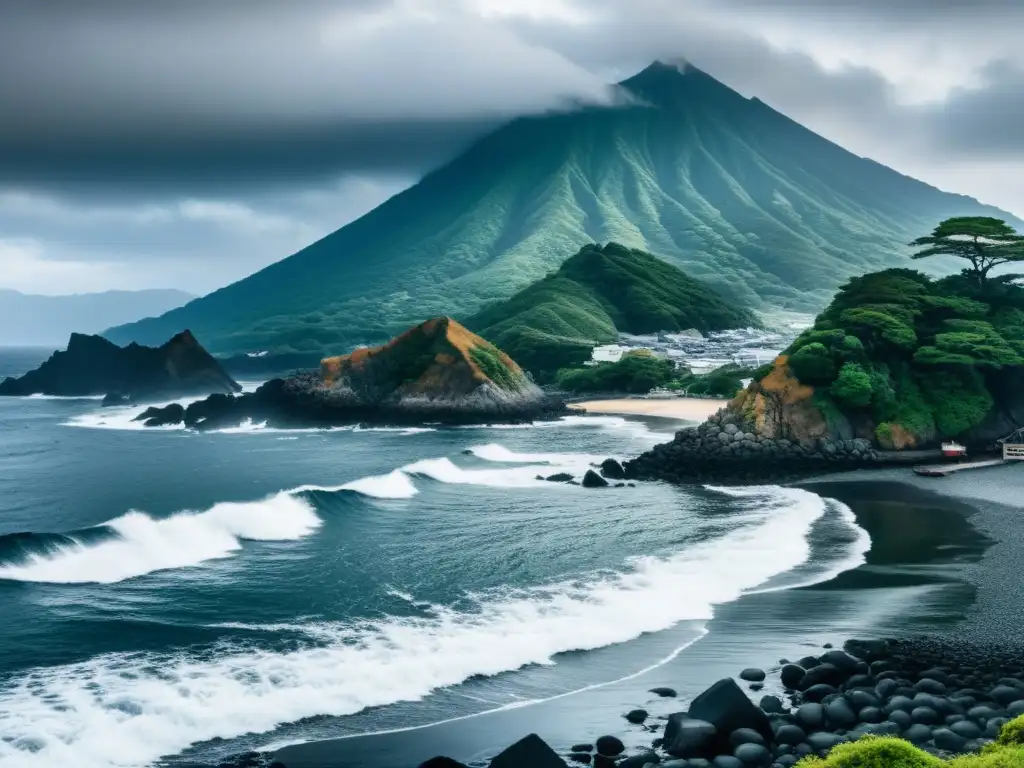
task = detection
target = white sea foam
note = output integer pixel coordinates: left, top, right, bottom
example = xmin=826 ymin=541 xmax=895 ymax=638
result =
xmin=705 ymin=485 xmax=872 ymax=593
xmin=293 ymin=469 xmax=420 ymax=500
xmin=467 ymin=443 xmax=603 ymax=465
xmin=0 ymin=494 xmax=321 ymax=585
xmin=403 ymin=457 xmax=558 ymax=488
xmin=25 ymin=393 xmax=105 ymax=400
xmin=0 ymin=465 xmax=427 ymax=586
xmin=0 ymin=485 xmax=852 ymax=768
xmin=61 ymin=395 xmax=210 ymax=431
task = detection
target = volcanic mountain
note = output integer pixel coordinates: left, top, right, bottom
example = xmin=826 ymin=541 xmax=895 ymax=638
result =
xmin=107 ymin=62 xmax=1023 ymax=356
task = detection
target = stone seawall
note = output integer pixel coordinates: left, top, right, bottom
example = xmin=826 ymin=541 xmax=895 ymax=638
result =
xmin=625 ymin=409 xmax=881 ymax=483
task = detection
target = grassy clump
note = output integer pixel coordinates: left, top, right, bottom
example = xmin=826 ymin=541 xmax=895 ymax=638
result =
xmin=797 ymin=736 xmax=943 ymax=767
xmin=796 ymin=721 xmax=1024 ymax=768
xmin=468 ymin=343 xmax=525 ymax=392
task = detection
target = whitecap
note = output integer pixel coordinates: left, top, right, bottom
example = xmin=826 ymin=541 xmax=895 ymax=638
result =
xmin=467 ymin=443 xmax=604 ymax=465
xmin=0 ymin=493 xmax=320 ymax=585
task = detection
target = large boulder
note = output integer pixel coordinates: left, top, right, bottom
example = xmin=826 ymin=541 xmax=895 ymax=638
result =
xmin=594 ymin=736 xmax=625 ymax=757
xmin=582 ymin=470 xmax=610 ymax=488
xmin=689 ymin=679 xmax=774 ymax=747
xmin=599 ymin=459 xmax=626 ymax=479
xmin=663 ymin=715 xmax=718 ymax=759
xmin=488 ymin=734 xmax=567 ymax=768
xmin=780 ymin=665 xmax=806 ymax=690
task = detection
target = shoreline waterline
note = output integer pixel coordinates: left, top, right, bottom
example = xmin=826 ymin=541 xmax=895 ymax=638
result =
xmin=569 ymin=396 xmax=728 ymax=421
xmin=268 ymin=468 xmax=1015 ymax=768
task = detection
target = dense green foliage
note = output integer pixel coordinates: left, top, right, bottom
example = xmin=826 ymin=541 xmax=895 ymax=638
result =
xmin=796 ymin=718 xmax=1024 ymax=767
xmin=467 ymin=242 xmax=756 ymax=380
xmin=556 ymin=354 xmax=676 ymax=394
xmin=556 ymin=354 xmax=749 ymax=397
xmin=105 ymin=63 xmax=1023 ymax=356
xmin=784 ymin=263 xmax=1024 ymax=444
xmin=912 ymin=216 xmax=1024 ymax=287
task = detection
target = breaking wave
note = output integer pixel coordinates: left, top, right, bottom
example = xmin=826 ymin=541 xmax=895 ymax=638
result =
xmin=0 ymin=485 xmax=866 ymax=768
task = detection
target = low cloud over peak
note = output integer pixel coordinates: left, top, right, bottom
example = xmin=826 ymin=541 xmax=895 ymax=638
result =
xmin=1 ymin=0 xmax=1023 ymax=295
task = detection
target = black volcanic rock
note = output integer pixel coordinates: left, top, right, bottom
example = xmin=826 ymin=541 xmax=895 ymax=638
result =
xmin=133 ymin=403 xmax=185 ymax=427
xmin=599 ymin=458 xmax=626 ymax=479
xmin=0 ymin=330 xmax=240 ymax=400
xmin=689 ymin=679 xmax=773 ymax=747
xmin=582 ymin=470 xmax=610 ymax=488
xmin=488 ymin=734 xmax=567 ymax=768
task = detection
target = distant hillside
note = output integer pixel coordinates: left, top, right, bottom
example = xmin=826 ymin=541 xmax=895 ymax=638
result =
xmin=0 ymin=289 xmax=193 ymax=347
xmin=466 ymin=242 xmax=756 ymax=379
xmin=107 ymin=61 xmax=1023 ymax=356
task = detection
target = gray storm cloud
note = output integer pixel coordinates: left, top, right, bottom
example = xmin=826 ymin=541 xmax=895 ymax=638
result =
xmin=2 ymin=0 xmax=1023 ymax=192
xmin=2 ymin=0 xmax=1024 ymax=295
xmin=0 ymin=0 xmax=614 ymax=187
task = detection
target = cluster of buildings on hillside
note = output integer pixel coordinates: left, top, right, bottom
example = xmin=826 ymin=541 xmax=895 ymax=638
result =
xmin=588 ymin=325 xmax=806 ymax=374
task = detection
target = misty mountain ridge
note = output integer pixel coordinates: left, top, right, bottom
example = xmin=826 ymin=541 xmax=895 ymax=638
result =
xmin=0 ymin=288 xmax=194 ymax=347
xmin=107 ymin=61 xmax=1022 ymax=356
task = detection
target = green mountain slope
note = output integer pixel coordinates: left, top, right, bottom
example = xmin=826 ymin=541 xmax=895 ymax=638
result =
xmin=107 ymin=62 xmax=1024 ymax=355
xmin=466 ymin=241 xmax=757 ymax=379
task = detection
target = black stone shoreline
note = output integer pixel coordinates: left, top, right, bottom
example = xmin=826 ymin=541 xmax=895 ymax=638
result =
xmin=206 ymin=468 xmax=1021 ymax=768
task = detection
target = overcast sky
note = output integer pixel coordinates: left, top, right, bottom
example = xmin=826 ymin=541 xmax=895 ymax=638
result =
xmin=2 ymin=0 xmax=1022 ymax=295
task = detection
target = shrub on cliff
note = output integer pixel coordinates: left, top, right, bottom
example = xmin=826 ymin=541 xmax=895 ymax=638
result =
xmin=830 ymin=363 xmax=873 ymax=408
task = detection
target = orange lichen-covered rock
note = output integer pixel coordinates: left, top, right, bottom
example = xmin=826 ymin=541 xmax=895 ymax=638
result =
xmin=319 ymin=317 xmax=534 ymax=404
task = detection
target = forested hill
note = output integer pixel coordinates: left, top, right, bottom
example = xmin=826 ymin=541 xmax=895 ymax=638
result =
xmin=107 ymin=62 xmax=1023 ymax=356
xmin=466 ymin=242 xmax=756 ymax=380
xmin=737 ymin=268 xmax=1024 ymax=449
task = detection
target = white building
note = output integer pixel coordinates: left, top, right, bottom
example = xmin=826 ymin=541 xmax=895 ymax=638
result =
xmin=590 ymin=344 xmax=629 ymax=363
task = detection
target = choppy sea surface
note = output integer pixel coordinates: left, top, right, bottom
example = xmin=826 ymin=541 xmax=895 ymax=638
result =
xmin=0 ymin=349 xmax=870 ymax=768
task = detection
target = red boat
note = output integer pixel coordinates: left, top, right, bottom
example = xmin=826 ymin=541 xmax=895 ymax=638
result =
xmin=942 ymin=441 xmax=967 ymax=459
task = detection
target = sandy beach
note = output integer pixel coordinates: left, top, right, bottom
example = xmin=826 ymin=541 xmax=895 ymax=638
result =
xmin=570 ymin=396 xmax=727 ymax=421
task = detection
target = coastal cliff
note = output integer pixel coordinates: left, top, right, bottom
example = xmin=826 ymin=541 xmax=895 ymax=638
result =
xmin=0 ymin=330 xmax=241 ymax=400
xmin=627 ymin=268 xmax=1024 ymax=481
xmin=139 ymin=317 xmax=564 ymax=429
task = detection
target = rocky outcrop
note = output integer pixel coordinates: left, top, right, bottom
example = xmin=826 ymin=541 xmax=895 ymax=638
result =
xmin=146 ymin=318 xmax=566 ymax=429
xmin=0 ymin=330 xmax=241 ymax=400
xmin=626 ymin=356 xmax=881 ymax=482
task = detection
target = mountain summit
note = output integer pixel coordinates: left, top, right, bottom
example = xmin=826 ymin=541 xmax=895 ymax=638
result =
xmin=107 ymin=63 xmax=1023 ymax=356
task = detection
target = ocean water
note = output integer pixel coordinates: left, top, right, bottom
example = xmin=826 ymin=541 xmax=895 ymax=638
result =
xmin=0 ymin=351 xmax=870 ymax=768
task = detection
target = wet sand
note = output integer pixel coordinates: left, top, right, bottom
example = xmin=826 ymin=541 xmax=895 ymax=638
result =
xmin=272 ymin=471 xmax=1010 ymax=768
xmin=570 ymin=397 xmax=727 ymax=421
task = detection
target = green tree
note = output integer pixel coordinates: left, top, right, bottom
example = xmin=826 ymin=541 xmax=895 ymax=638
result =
xmin=830 ymin=363 xmax=873 ymax=407
xmin=788 ymin=342 xmax=838 ymax=385
xmin=911 ymin=217 xmax=1024 ymax=288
